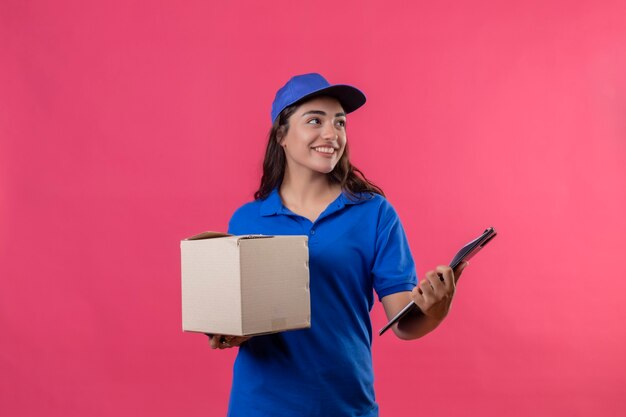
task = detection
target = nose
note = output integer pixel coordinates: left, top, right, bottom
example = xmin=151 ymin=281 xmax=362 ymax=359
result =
xmin=321 ymin=122 xmax=338 ymax=141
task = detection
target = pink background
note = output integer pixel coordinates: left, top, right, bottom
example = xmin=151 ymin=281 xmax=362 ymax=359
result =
xmin=1 ymin=1 xmax=625 ymax=416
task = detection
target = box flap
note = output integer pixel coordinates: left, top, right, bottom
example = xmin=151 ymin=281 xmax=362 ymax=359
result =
xmin=185 ymin=231 xmax=232 ymax=241
xmin=184 ymin=232 xmax=276 ymax=242
xmin=236 ymin=235 xmax=273 ymax=244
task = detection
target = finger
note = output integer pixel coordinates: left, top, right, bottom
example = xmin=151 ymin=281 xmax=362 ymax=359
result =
xmin=435 ymin=265 xmax=456 ymax=292
xmin=411 ymin=286 xmax=426 ymax=309
xmin=414 ymin=281 xmax=436 ymax=313
xmin=424 ymin=270 xmax=446 ymax=299
xmin=230 ymin=336 xmax=250 ymax=347
xmin=425 ymin=275 xmax=445 ymax=299
xmin=209 ymin=334 xmax=221 ymax=349
xmin=425 ymin=269 xmax=446 ymax=295
xmin=419 ymin=276 xmax=436 ymax=301
xmin=229 ymin=337 xmax=242 ymax=347
xmin=219 ymin=336 xmax=234 ymax=349
xmin=411 ymin=285 xmax=423 ymax=301
xmin=423 ymin=270 xmax=438 ymax=289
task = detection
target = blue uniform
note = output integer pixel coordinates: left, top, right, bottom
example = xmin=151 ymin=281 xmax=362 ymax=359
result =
xmin=226 ymin=188 xmax=417 ymax=417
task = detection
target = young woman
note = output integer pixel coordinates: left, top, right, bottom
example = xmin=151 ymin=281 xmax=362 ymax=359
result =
xmin=209 ymin=73 xmax=467 ymax=417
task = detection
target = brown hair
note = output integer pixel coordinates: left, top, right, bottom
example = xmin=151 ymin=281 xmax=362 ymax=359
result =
xmin=254 ymin=100 xmax=385 ymax=201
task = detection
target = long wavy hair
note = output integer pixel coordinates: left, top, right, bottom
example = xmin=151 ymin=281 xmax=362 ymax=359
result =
xmin=254 ymin=99 xmax=385 ymax=201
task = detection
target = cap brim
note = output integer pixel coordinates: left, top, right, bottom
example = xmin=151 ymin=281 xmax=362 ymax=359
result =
xmin=291 ymin=84 xmax=367 ymax=115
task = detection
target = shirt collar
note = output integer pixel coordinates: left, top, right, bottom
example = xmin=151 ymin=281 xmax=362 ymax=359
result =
xmin=259 ymin=187 xmax=371 ymax=217
xmin=259 ymin=188 xmax=284 ymax=216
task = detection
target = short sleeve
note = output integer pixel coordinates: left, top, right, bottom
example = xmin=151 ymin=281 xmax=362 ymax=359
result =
xmin=227 ymin=208 xmax=244 ymax=235
xmin=371 ymin=200 xmax=417 ymax=300
xmin=227 ymin=202 xmax=257 ymax=235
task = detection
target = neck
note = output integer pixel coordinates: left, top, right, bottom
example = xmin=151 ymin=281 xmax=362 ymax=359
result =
xmin=279 ymin=170 xmax=340 ymax=207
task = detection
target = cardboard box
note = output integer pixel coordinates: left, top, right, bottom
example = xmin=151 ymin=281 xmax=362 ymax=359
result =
xmin=181 ymin=232 xmax=310 ymax=336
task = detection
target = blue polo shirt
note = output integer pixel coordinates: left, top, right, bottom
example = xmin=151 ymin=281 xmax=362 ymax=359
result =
xmin=226 ymin=188 xmax=417 ymax=417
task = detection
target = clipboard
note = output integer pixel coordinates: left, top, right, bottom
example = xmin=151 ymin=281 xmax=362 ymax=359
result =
xmin=378 ymin=227 xmax=497 ymax=336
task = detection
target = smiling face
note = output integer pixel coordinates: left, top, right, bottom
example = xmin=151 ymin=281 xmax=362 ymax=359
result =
xmin=279 ymin=96 xmax=347 ymax=178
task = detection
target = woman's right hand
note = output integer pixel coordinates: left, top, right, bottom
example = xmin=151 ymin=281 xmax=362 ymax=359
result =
xmin=205 ymin=334 xmax=250 ymax=350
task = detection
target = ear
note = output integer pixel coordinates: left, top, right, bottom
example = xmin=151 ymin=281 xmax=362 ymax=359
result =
xmin=276 ymin=126 xmax=287 ymax=147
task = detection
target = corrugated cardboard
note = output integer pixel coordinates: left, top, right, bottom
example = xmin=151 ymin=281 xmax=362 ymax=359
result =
xmin=181 ymin=232 xmax=310 ymax=336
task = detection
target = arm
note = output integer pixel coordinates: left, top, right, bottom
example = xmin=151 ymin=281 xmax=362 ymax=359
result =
xmin=380 ymin=262 xmax=467 ymax=340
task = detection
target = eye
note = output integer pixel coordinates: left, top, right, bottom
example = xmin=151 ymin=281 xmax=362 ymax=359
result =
xmin=336 ymin=119 xmax=346 ymax=128
xmin=307 ymin=118 xmax=321 ymax=125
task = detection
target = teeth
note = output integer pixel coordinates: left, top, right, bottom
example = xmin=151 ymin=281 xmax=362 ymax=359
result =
xmin=313 ymin=147 xmax=335 ymax=154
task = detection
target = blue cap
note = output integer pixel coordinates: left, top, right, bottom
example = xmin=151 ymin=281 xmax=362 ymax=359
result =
xmin=271 ymin=73 xmax=366 ymax=123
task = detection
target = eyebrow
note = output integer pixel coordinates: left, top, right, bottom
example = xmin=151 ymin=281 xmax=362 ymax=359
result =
xmin=301 ymin=110 xmax=346 ymax=118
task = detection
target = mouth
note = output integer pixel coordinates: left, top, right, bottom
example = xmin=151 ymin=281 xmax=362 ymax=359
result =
xmin=311 ymin=146 xmax=337 ymax=155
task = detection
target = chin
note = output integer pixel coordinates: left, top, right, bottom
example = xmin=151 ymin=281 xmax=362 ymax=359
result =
xmin=312 ymin=163 xmax=337 ymax=175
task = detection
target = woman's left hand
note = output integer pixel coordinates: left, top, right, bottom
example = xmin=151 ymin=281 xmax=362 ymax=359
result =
xmin=206 ymin=334 xmax=251 ymax=350
xmin=410 ymin=262 xmax=468 ymax=322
